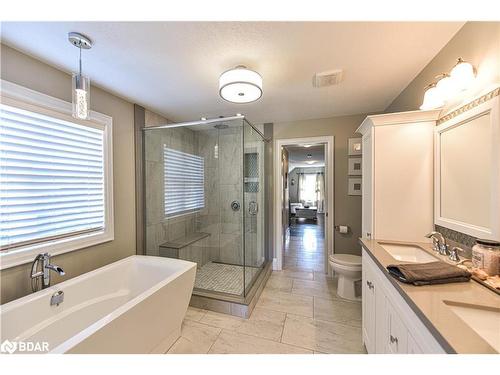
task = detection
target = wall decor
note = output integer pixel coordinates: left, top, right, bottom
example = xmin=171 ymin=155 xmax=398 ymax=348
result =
xmin=348 ymin=137 xmax=362 ymax=156
xmin=348 ymin=177 xmax=362 ymax=196
xmin=348 ymin=157 xmax=362 ymax=176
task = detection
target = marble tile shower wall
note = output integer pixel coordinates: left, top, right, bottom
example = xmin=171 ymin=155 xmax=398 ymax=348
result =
xmin=145 ymin=127 xmax=199 ymax=258
xmin=197 ymin=127 xmax=244 ymax=266
xmin=145 ymin=124 xmax=245 ymax=267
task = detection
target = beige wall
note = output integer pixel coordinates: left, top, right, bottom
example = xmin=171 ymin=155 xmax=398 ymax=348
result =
xmin=0 ymin=44 xmax=136 ymax=303
xmin=273 ymin=114 xmax=366 ymax=255
xmin=386 ymin=22 xmax=500 ymax=113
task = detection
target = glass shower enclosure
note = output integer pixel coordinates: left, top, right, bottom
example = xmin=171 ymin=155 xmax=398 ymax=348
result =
xmin=143 ymin=116 xmax=268 ymax=300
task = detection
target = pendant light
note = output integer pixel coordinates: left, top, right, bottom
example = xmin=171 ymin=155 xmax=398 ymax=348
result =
xmin=219 ymin=66 xmax=263 ymax=103
xmin=68 ymin=32 xmax=92 ymax=120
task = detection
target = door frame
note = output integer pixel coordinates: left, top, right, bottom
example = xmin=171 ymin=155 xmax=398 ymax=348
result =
xmin=273 ymin=136 xmax=334 ymax=271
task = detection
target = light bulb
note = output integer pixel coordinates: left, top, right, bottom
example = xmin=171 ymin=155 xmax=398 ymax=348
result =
xmin=72 ymin=73 xmax=90 ymax=120
xmin=450 ymin=58 xmax=475 ymax=91
xmin=74 ymin=89 xmax=88 ymax=119
xmin=435 ymin=74 xmax=458 ymax=101
xmin=420 ymin=83 xmax=444 ymax=110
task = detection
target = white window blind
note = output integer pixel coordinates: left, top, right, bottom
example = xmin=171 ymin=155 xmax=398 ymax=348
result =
xmin=164 ymin=147 xmax=204 ymax=217
xmin=0 ymin=104 xmax=105 ymax=250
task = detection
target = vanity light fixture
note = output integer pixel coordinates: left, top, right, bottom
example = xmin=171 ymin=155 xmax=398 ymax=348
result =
xmin=420 ymin=57 xmax=476 ymax=111
xmin=450 ymin=58 xmax=476 ymax=91
xmin=69 ymin=32 xmax=92 ymax=120
xmin=219 ymin=66 xmax=263 ymax=104
xmin=435 ymin=73 xmax=458 ymax=100
xmin=420 ymin=82 xmax=444 ymax=110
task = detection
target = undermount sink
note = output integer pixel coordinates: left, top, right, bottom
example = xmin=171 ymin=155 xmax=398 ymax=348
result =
xmin=444 ymin=300 xmax=500 ymax=352
xmin=378 ymin=242 xmax=438 ymax=263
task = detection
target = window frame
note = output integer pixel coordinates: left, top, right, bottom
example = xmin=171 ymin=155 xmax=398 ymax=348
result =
xmin=0 ymin=80 xmax=114 ymax=270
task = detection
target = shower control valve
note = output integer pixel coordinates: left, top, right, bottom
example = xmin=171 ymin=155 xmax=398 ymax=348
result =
xmin=231 ymin=201 xmax=240 ymax=211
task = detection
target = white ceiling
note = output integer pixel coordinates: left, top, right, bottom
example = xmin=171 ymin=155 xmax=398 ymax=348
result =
xmin=287 ymin=145 xmax=325 ymax=169
xmin=1 ymin=22 xmax=464 ymax=123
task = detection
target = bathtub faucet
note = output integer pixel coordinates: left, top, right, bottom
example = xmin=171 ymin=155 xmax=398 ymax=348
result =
xmin=30 ymin=253 xmax=66 ymax=289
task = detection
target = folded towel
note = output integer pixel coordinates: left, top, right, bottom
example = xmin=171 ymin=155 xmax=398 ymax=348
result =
xmin=387 ymin=261 xmax=471 ymax=286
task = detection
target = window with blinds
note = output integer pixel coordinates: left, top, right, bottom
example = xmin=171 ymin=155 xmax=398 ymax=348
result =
xmin=0 ymin=103 xmax=105 ymax=250
xmin=164 ymin=147 xmax=204 ymax=217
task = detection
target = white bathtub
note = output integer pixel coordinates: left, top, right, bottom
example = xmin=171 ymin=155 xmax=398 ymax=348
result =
xmin=0 ymin=255 xmax=196 ymax=354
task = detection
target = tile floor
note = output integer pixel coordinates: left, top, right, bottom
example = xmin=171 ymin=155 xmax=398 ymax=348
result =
xmin=167 ymin=217 xmax=365 ymax=354
xmin=194 ymin=262 xmax=260 ymax=295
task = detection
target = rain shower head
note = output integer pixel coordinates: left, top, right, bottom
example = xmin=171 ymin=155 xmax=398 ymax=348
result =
xmin=214 ymin=124 xmax=229 ymax=129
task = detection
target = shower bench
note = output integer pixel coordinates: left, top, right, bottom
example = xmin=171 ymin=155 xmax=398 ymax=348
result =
xmin=159 ymin=232 xmax=211 ymax=268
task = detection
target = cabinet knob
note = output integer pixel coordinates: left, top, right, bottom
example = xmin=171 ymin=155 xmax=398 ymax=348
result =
xmin=366 ymin=280 xmax=374 ymax=290
xmin=390 ymin=335 xmax=398 ymax=344
xmin=367 ymin=232 xmax=371 ymax=239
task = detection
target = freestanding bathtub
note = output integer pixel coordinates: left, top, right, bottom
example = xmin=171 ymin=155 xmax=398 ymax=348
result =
xmin=0 ymin=255 xmax=196 ymax=354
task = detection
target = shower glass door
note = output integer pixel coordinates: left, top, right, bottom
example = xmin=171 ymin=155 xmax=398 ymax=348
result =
xmin=243 ymin=120 xmax=266 ymax=296
xmin=144 ymin=116 xmax=267 ymax=300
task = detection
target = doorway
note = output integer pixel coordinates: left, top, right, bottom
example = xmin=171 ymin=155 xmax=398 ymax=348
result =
xmin=273 ymin=136 xmax=334 ymax=273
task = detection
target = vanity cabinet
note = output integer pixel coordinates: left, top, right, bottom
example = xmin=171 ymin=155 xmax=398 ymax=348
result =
xmin=356 ymin=110 xmax=440 ymax=242
xmin=361 ymin=257 xmax=376 ymax=353
xmin=362 ymin=248 xmax=446 ymax=354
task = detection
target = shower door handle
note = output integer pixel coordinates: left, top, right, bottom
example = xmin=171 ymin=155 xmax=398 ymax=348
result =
xmin=249 ymin=201 xmax=258 ymax=215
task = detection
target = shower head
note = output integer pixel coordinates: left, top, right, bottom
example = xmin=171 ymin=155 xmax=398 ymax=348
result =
xmin=214 ymin=124 xmax=229 ymax=129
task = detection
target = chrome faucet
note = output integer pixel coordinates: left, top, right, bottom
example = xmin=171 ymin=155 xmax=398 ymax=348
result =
xmin=30 ymin=253 xmax=65 ymax=289
xmin=425 ymin=231 xmax=449 ymax=256
xmin=448 ymin=247 xmax=461 ymax=262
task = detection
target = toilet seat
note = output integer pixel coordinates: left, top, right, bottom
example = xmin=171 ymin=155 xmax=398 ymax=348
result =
xmin=329 ymin=254 xmax=361 ymax=267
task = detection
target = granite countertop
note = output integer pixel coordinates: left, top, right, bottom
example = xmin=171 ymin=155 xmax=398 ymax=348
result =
xmin=360 ymin=238 xmax=500 ymax=354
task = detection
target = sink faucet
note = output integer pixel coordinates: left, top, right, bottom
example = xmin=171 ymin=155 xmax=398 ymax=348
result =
xmin=30 ymin=253 xmax=65 ymax=289
xmin=425 ymin=231 xmax=449 ymax=256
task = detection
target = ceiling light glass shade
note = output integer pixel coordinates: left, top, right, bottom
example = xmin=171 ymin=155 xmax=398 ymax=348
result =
xmin=435 ymin=73 xmax=458 ymax=100
xmin=72 ymin=73 xmax=90 ymax=120
xmin=450 ymin=58 xmax=476 ymax=91
xmin=219 ymin=66 xmax=263 ymax=103
xmin=306 ymin=160 xmax=316 ymax=164
xmin=420 ymin=83 xmax=444 ymax=110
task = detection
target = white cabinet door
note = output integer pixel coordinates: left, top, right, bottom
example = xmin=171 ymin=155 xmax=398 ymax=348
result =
xmin=385 ymin=300 xmax=408 ymax=354
xmin=361 ymin=131 xmax=373 ymax=239
xmin=362 ymin=254 xmax=376 ymax=353
xmin=408 ymin=334 xmax=424 ymax=354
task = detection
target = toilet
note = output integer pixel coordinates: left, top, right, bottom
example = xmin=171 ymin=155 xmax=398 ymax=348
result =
xmin=329 ymin=254 xmax=362 ymax=301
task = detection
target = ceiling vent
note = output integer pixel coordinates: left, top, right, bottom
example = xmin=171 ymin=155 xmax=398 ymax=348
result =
xmin=312 ymin=69 xmax=343 ymax=88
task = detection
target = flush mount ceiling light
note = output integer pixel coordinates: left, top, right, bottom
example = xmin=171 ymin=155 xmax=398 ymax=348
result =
xmin=219 ymin=66 xmax=263 ymax=104
xmin=68 ymin=32 xmax=92 ymax=120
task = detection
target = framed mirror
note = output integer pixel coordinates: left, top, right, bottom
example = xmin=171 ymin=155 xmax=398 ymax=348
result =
xmin=435 ymin=94 xmax=499 ymax=240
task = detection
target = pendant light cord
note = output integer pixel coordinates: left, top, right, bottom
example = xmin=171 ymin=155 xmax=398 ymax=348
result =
xmin=79 ymin=45 xmax=82 ymax=76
